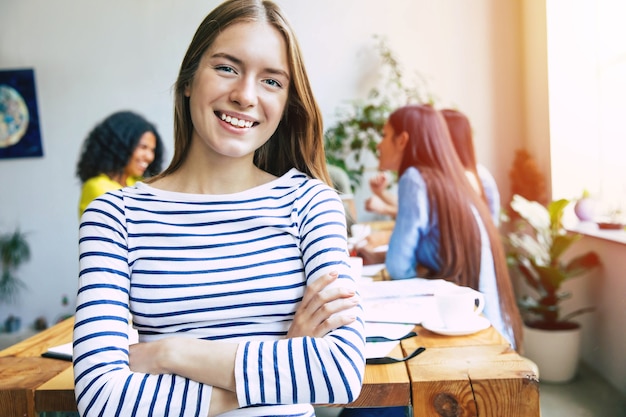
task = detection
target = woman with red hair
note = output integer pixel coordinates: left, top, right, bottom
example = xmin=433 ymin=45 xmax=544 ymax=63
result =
xmin=350 ymin=104 xmax=521 ymax=417
xmin=362 ymin=104 xmax=520 ymax=348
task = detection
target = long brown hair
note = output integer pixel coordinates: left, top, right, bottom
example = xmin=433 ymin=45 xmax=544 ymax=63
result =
xmin=390 ymin=104 xmax=522 ymax=349
xmin=153 ymin=0 xmax=330 ymax=185
xmin=440 ymin=108 xmax=488 ymax=204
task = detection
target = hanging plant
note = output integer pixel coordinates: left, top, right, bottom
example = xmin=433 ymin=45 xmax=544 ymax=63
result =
xmin=324 ymin=35 xmax=434 ymax=191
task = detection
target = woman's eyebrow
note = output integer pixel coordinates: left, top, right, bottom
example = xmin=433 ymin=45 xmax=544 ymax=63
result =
xmin=211 ymin=52 xmax=290 ymax=81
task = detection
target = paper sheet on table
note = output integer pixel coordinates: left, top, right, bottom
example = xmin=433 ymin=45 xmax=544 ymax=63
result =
xmin=365 ymin=322 xmax=416 ymax=340
xmin=365 ymin=340 xmax=399 ymax=359
xmin=360 ymin=278 xmax=457 ymax=300
xmin=360 ymin=278 xmax=457 ymax=324
xmin=373 ymin=244 xmax=388 ymax=253
xmin=43 ymin=325 xmax=139 ymax=361
xmin=362 ymin=263 xmax=385 ymax=277
xmin=363 ymin=296 xmax=437 ymax=324
xmin=42 ymin=342 xmax=73 ymax=360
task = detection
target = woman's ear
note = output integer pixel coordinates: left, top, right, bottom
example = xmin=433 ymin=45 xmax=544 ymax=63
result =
xmin=397 ymin=131 xmax=410 ymax=151
xmin=184 ymin=83 xmax=191 ymax=97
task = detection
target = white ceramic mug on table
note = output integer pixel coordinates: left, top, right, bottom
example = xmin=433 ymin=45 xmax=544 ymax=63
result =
xmin=435 ymin=286 xmax=485 ymax=329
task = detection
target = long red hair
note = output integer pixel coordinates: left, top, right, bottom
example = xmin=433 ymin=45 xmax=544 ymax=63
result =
xmin=390 ymin=104 xmax=522 ymax=349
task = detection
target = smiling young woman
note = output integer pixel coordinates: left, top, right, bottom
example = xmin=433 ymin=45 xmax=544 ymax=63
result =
xmin=75 ymin=110 xmax=164 ymax=216
xmin=72 ymin=1 xmax=365 ymax=417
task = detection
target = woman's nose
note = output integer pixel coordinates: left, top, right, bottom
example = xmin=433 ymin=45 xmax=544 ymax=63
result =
xmin=230 ymin=78 xmax=257 ymax=108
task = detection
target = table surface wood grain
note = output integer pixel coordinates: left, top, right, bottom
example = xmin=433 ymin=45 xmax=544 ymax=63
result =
xmin=0 ymin=315 xmax=539 ymax=416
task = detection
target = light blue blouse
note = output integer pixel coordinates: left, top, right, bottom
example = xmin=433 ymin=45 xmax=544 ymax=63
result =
xmin=385 ymin=167 xmax=513 ymax=347
xmin=477 ymin=163 xmax=501 ymax=226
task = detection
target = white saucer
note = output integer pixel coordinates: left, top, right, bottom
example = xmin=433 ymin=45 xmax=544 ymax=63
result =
xmin=422 ymin=316 xmax=490 ymax=336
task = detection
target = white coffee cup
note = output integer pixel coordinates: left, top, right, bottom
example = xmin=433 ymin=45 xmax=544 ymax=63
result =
xmin=435 ymin=286 xmax=485 ymax=329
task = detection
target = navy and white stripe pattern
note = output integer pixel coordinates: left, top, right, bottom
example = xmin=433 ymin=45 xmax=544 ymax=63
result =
xmin=73 ymin=168 xmax=365 ymax=416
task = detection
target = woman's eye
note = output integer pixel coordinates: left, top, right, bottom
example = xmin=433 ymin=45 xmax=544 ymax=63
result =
xmin=215 ymin=65 xmax=236 ymax=74
xmin=263 ymin=78 xmax=282 ymax=88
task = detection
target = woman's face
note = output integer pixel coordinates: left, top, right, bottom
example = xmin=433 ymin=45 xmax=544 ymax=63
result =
xmin=185 ymin=21 xmax=290 ymax=162
xmin=125 ymin=131 xmax=157 ymax=178
xmin=377 ymin=121 xmax=406 ymax=172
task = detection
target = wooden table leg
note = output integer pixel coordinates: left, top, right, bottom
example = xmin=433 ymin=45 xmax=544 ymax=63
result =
xmin=407 ymin=345 xmax=540 ymax=417
xmin=0 ymin=356 xmax=71 ymax=417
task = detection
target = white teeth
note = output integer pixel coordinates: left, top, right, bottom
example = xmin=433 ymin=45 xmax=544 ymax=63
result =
xmin=220 ymin=113 xmax=253 ymax=128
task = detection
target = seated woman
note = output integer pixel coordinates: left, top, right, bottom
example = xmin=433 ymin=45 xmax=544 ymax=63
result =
xmin=359 ymin=104 xmax=521 ymax=350
xmin=75 ymin=110 xmax=165 ymax=216
xmin=348 ymin=104 xmax=521 ymax=417
xmin=364 ymin=108 xmax=501 ymax=225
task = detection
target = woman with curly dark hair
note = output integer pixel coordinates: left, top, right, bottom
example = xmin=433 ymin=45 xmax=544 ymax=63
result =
xmin=76 ymin=110 xmax=164 ymax=216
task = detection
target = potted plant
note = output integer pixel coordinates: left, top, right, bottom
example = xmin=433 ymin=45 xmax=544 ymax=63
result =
xmin=505 ymin=194 xmax=601 ymax=382
xmin=1 ymin=228 xmax=31 ymax=332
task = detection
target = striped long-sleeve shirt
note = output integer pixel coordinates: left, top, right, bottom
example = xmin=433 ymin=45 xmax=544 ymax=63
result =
xmin=73 ymin=168 xmax=365 ymax=417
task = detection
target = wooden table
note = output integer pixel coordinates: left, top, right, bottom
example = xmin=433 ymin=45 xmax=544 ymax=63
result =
xmin=0 ymin=317 xmax=76 ymax=416
xmin=402 ymin=323 xmax=539 ymax=416
xmin=0 ymin=316 xmax=539 ymax=416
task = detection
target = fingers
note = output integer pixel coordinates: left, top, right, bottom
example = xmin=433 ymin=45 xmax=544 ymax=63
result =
xmin=369 ymin=173 xmax=389 ymax=195
xmin=312 ymin=292 xmax=359 ymax=317
xmin=312 ymin=311 xmax=358 ymax=337
xmin=303 ymin=278 xmax=356 ymax=315
xmin=300 ymin=271 xmax=338 ymax=307
xmin=287 ymin=271 xmax=359 ymax=338
xmin=299 ymin=295 xmax=359 ymax=338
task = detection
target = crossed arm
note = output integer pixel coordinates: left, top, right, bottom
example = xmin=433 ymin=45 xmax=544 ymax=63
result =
xmin=128 ymin=272 xmax=360 ymax=416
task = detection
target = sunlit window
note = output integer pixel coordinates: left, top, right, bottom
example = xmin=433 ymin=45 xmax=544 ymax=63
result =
xmin=547 ymin=0 xmax=626 ymax=223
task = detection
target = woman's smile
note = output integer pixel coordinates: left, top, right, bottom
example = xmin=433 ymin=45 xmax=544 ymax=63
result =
xmin=217 ymin=111 xmax=257 ymax=129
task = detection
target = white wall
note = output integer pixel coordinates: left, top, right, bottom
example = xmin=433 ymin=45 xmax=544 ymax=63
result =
xmin=0 ymin=1 xmax=523 ymax=332
xmin=566 ymin=235 xmax=626 ymax=396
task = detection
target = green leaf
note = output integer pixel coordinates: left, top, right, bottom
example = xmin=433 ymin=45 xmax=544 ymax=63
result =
xmin=550 ymin=233 xmax=580 ymax=263
xmin=548 ymin=198 xmax=570 ymax=235
xmin=0 ymin=229 xmax=30 ymax=303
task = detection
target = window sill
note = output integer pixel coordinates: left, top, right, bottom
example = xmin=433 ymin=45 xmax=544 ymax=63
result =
xmin=568 ymin=221 xmax=626 ymax=245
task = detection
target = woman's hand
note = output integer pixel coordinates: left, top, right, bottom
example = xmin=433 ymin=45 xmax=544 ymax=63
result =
xmin=287 ymin=272 xmax=359 ymax=338
xmin=369 ymin=173 xmax=390 ymax=197
xmin=365 ymin=195 xmax=391 ymax=216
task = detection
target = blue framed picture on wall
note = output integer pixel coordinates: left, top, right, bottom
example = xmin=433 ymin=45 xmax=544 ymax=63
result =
xmin=0 ymin=68 xmax=44 ymax=159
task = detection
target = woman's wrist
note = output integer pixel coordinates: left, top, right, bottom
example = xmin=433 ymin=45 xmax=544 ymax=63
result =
xmin=158 ymin=337 xmax=184 ymax=374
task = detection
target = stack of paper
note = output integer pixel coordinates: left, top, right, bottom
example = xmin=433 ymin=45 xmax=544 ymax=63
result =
xmin=360 ymin=278 xmax=455 ymax=325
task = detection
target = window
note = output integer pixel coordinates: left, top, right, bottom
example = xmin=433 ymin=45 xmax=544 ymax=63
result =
xmin=547 ymin=0 xmax=626 ymax=224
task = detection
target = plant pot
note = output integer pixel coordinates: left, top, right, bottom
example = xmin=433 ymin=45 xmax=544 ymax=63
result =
xmin=574 ymin=197 xmax=597 ymax=221
xmin=522 ymin=323 xmax=581 ymax=383
xmin=4 ymin=315 xmax=21 ymax=333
